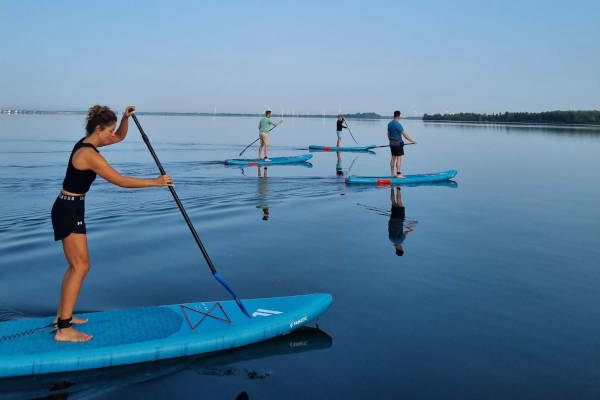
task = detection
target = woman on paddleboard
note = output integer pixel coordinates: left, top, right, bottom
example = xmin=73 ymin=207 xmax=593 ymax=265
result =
xmin=336 ymin=115 xmax=348 ymax=147
xmin=51 ymin=105 xmax=173 ymax=343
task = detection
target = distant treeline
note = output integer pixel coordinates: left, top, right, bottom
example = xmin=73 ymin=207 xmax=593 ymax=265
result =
xmin=342 ymin=112 xmax=381 ymax=119
xmin=423 ymin=110 xmax=600 ymax=125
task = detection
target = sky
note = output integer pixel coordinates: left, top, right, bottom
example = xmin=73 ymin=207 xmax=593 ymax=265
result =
xmin=1 ymin=0 xmax=599 ymax=115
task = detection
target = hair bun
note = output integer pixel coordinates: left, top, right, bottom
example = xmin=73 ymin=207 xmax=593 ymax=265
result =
xmin=85 ymin=105 xmax=117 ymax=135
xmin=87 ymin=105 xmax=111 ymax=122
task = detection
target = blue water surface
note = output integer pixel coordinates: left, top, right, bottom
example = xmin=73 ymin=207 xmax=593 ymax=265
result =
xmin=1 ymin=114 xmax=599 ymax=399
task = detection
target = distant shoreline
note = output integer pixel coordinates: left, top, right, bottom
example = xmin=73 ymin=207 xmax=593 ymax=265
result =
xmin=0 ymin=110 xmax=421 ymax=120
xmin=424 ymin=110 xmax=600 ymax=127
xmin=3 ymin=110 xmax=598 ymax=128
xmin=423 ymin=120 xmax=600 ymax=129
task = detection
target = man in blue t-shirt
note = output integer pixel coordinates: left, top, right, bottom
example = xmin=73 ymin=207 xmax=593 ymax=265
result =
xmin=388 ymin=110 xmax=417 ymax=178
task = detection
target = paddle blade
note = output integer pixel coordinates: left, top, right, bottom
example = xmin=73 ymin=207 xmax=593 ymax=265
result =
xmin=214 ymin=272 xmax=251 ymax=318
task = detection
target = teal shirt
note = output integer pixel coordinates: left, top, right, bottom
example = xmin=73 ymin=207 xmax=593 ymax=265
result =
xmin=258 ymin=117 xmax=278 ymax=133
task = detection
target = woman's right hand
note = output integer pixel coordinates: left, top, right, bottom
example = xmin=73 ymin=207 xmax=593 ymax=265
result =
xmin=154 ymin=174 xmax=173 ymax=187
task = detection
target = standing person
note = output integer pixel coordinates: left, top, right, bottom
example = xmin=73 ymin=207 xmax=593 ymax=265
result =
xmin=336 ymin=115 xmax=347 ymax=147
xmin=388 ymin=110 xmax=417 ymax=178
xmin=51 ymin=105 xmax=173 ymax=343
xmin=258 ymin=110 xmax=283 ymax=162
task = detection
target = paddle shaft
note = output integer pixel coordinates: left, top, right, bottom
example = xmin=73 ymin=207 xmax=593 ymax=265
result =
xmin=343 ymin=121 xmax=359 ymax=145
xmin=132 ymin=115 xmax=217 ymax=273
xmin=239 ymin=124 xmax=279 ymax=156
xmin=373 ymin=143 xmax=415 ymax=148
xmin=131 ymin=114 xmax=250 ymax=317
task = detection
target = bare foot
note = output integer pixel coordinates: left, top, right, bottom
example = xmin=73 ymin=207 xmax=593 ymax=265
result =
xmin=54 ymin=316 xmax=88 ymax=326
xmin=264 ymin=158 xmax=272 ymax=162
xmin=55 ymin=327 xmax=93 ymax=343
xmin=396 ymin=174 xmax=406 ymax=179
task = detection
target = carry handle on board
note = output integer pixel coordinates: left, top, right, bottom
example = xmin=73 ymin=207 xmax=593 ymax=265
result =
xmin=131 ymin=113 xmax=250 ymax=318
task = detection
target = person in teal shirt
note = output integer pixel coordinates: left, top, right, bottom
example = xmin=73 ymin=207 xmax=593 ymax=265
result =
xmin=258 ymin=110 xmax=283 ymax=161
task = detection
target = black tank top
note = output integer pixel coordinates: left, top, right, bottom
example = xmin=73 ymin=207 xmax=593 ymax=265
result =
xmin=62 ymin=138 xmax=99 ymax=194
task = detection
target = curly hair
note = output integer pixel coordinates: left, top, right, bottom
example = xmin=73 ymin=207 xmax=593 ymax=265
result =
xmin=85 ymin=105 xmax=117 ymax=135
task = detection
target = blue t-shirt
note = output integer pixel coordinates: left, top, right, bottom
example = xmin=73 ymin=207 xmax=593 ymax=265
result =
xmin=387 ymin=120 xmax=404 ymax=144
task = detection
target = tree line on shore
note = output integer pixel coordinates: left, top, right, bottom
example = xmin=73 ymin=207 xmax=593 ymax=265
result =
xmin=423 ymin=110 xmax=600 ymax=125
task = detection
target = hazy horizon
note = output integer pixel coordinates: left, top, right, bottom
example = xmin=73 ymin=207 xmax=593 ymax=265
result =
xmin=1 ymin=1 xmax=599 ymax=115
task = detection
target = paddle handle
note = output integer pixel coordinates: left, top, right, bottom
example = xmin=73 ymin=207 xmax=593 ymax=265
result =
xmin=131 ymin=114 xmax=217 ymax=274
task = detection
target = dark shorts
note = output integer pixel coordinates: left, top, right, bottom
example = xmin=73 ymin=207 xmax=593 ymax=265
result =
xmin=390 ymin=144 xmax=404 ymax=156
xmin=51 ymin=194 xmax=86 ymax=241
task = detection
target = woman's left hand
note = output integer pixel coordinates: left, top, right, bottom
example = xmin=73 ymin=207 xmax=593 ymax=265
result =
xmin=124 ymin=106 xmax=136 ymax=117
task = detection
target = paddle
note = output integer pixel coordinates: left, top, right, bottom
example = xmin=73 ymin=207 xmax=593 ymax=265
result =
xmin=343 ymin=120 xmax=359 ymax=145
xmin=239 ymin=124 xmax=280 ymax=157
xmin=131 ymin=114 xmax=250 ymax=318
xmin=372 ymin=143 xmax=416 ymax=149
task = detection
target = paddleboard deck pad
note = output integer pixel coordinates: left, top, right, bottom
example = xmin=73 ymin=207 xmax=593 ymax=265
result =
xmin=346 ymin=170 xmax=457 ymax=185
xmin=309 ymin=145 xmax=376 ymax=152
xmin=224 ymin=154 xmax=312 ymax=165
xmin=0 ymin=293 xmax=332 ymax=378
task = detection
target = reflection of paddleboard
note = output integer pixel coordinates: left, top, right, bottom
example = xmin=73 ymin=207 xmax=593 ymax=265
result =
xmin=224 ymin=154 xmax=312 ymax=165
xmin=346 ymin=170 xmax=458 ymax=185
xmin=0 ymin=326 xmax=332 ymax=399
xmin=309 ymin=145 xmax=376 ymax=152
xmin=0 ymin=294 xmax=332 ymax=378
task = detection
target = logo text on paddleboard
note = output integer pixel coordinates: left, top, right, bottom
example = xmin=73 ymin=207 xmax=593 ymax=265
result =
xmin=289 ymin=316 xmax=307 ymax=328
xmin=252 ymin=308 xmax=283 ymax=318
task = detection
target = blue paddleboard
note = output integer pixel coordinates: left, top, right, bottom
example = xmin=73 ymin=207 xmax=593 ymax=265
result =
xmin=0 ymin=293 xmax=332 ymax=378
xmin=346 ymin=170 xmax=458 ymax=185
xmin=224 ymin=154 xmax=312 ymax=165
xmin=0 ymin=327 xmax=331 ymax=398
xmin=309 ymin=145 xmax=376 ymax=152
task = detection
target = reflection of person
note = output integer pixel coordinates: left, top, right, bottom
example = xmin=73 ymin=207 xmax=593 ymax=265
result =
xmin=258 ymin=110 xmax=283 ymax=162
xmin=257 ymin=166 xmax=269 ymax=220
xmin=388 ymin=110 xmax=417 ymax=178
xmin=51 ymin=105 xmax=173 ymax=342
xmin=336 ymin=114 xmax=348 ymax=147
xmin=336 ymin=151 xmax=343 ymax=176
xmin=388 ymin=187 xmax=418 ymax=256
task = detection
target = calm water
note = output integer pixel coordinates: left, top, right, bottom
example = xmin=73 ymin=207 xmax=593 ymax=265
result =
xmin=1 ymin=115 xmax=600 ymax=399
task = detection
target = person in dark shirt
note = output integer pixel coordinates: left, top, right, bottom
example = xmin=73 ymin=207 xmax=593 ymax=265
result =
xmin=388 ymin=187 xmax=418 ymax=256
xmin=336 ymin=115 xmax=348 ymax=147
xmin=51 ymin=105 xmax=172 ymax=342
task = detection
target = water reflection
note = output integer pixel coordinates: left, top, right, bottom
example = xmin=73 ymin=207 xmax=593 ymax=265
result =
xmin=0 ymin=326 xmax=332 ymax=399
xmin=423 ymin=121 xmax=600 ymax=136
xmin=388 ymin=187 xmax=418 ymax=256
xmin=257 ymin=166 xmax=269 ymax=221
xmin=336 ymin=152 xmax=343 ymax=176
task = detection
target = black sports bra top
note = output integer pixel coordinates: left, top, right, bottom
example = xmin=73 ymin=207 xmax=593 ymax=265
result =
xmin=62 ymin=138 xmax=99 ymax=194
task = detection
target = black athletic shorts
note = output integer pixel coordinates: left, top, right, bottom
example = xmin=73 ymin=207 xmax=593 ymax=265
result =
xmin=51 ymin=194 xmax=86 ymax=241
xmin=390 ymin=144 xmax=404 ymax=156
